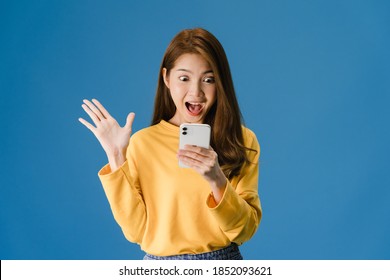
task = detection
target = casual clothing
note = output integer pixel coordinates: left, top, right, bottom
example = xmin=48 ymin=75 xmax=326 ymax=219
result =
xmin=143 ymin=243 xmax=242 ymax=260
xmin=98 ymin=120 xmax=261 ymax=257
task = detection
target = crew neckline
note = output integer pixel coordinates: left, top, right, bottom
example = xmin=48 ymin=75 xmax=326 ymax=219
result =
xmin=159 ymin=120 xmax=180 ymax=132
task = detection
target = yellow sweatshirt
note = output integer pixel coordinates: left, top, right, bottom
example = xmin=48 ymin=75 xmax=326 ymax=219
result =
xmin=98 ymin=120 xmax=261 ymax=256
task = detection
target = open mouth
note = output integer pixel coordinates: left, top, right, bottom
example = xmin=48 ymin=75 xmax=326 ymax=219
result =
xmin=185 ymin=102 xmax=205 ymax=116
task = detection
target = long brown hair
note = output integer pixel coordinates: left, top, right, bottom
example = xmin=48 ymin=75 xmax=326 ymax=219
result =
xmin=152 ymin=28 xmax=252 ymax=179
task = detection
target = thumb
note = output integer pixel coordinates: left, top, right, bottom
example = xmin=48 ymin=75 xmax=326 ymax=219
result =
xmin=124 ymin=112 xmax=135 ymax=132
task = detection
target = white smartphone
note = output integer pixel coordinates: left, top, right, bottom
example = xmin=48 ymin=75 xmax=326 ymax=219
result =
xmin=179 ymin=123 xmax=211 ymax=168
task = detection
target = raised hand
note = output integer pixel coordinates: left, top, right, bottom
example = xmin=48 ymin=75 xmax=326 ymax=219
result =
xmin=79 ymin=99 xmax=135 ymax=171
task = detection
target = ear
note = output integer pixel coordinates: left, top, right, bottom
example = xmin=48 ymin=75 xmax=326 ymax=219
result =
xmin=162 ymin=68 xmax=169 ymax=89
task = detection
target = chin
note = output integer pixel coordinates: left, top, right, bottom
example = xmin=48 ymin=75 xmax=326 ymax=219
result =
xmin=186 ymin=114 xmax=205 ymax=123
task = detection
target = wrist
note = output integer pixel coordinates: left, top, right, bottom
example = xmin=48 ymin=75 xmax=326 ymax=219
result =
xmin=211 ymin=175 xmax=227 ymax=190
xmin=107 ymin=149 xmax=127 ymax=171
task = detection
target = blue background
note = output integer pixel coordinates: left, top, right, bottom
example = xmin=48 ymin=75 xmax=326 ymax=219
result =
xmin=1 ymin=0 xmax=389 ymax=260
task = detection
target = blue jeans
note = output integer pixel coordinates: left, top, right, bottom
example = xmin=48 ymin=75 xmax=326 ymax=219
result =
xmin=143 ymin=243 xmax=243 ymax=260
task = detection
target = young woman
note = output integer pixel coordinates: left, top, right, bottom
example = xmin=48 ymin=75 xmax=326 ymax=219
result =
xmin=79 ymin=28 xmax=262 ymax=260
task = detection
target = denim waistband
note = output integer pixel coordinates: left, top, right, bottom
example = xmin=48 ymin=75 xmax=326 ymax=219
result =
xmin=143 ymin=243 xmax=243 ymax=260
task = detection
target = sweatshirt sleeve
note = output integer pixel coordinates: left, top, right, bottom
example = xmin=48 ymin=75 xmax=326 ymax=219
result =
xmin=98 ymin=146 xmax=146 ymax=244
xmin=207 ymin=128 xmax=262 ymax=245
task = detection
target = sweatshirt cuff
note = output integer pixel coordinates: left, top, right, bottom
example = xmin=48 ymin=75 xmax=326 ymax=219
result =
xmin=98 ymin=160 xmax=129 ymax=180
xmin=206 ymin=180 xmax=228 ymax=209
xmin=207 ymin=181 xmax=245 ymax=230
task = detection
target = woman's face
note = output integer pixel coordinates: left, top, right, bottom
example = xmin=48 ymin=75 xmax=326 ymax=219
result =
xmin=163 ymin=53 xmax=217 ymax=126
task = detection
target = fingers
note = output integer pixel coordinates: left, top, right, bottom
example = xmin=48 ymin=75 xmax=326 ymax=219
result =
xmin=81 ymin=102 xmax=101 ymax=126
xmin=91 ymin=99 xmax=112 ymax=119
xmin=82 ymin=99 xmax=106 ymax=121
xmin=79 ymin=99 xmax=135 ymax=135
xmin=80 ymin=99 xmax=114 ymax=126
xmin=125 ymin=112 xmax=135 ymax=132
xmin=180 ymin=145 xmax=214 ymax=158
xmin=178 ymin=146 xmax=225 ymax=189
xmin=178 ymin=152 xmax=217 ymax=177
xmin=178 ymin=146 xmax=217 ymax=167
xmin=179 ymin=155 xmax=207 ymax=169
xmin=78 ymin=117 xmax=96 ymax=132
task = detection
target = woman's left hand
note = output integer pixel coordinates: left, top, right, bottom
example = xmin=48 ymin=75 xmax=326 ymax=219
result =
xmin=178 ymin=145 xmax=227 ymax=204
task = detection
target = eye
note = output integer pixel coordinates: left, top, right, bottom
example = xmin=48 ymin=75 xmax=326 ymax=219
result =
xmin=179 ymin=76 xmax=189 ymax=82
xmin=203 ymin=76 xmax=215 ymax=84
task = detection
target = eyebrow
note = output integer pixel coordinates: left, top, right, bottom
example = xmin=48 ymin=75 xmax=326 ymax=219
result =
xmin=176 ymin=69 xmax=214 ymax=74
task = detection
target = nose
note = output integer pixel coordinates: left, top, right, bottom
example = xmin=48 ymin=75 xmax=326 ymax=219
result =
xmin=189 ymin=80 xmax=204 ymax=97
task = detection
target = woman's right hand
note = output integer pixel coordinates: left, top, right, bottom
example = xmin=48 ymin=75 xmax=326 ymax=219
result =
xmin=79 ymin=99 xmax=135 ymax=171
